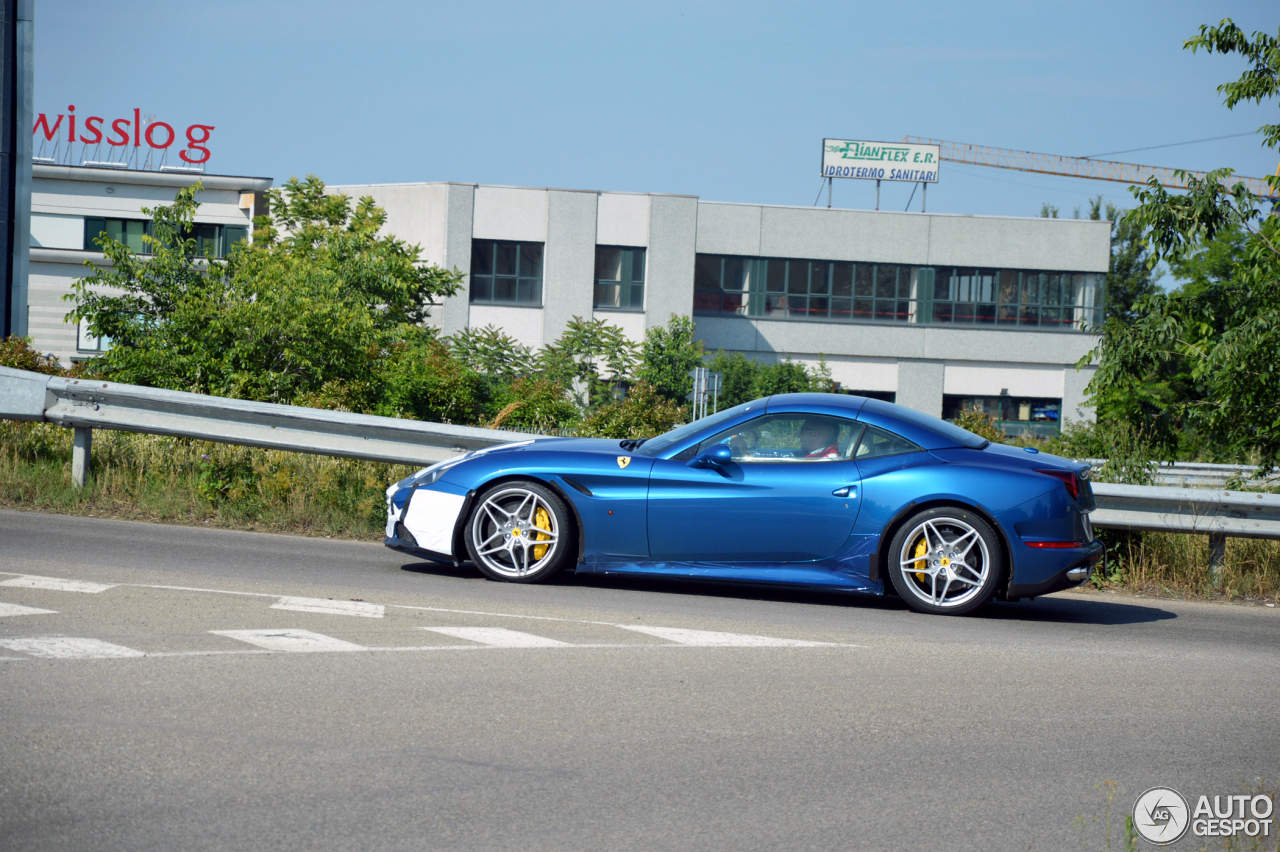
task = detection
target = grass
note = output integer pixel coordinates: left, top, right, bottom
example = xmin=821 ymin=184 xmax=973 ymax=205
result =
xmin=3 ymin=421 xmax=1280 ymax=602
xmin=0 ymin=421 xmax=415 ymax=539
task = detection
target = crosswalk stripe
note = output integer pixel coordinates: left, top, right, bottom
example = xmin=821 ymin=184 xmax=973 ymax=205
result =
xmin=210 ymin=629 xmax=365 ymax=653
xmin=0 ymin=636 xmax=145 ymax=659
xmin=271 ymin=597 xmax=385 ymax=618
xmin=0 ymin=602 xmax=58 ymax=617
xmin=615 ymin=625 xmax=837 ymax=647
xmin=419 ymin=626 xmax=571 ymax=648
xmin=0 ymin=575 xmax=116 ymax=593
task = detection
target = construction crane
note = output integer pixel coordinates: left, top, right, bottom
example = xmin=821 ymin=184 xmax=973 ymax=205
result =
xmin=902 ymin=135 xmax=1279 ymax=199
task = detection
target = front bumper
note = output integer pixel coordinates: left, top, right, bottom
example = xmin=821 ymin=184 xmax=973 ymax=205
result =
xmin=384 ymin=522 xmax=455 ymax=564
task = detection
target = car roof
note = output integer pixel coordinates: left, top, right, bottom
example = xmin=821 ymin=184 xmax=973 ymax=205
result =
xmin=763 ymin=393 xmax=987 ymax=451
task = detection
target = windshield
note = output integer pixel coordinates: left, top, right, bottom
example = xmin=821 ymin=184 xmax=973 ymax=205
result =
xmin=633 ymin=401 xmax=758 ymax=457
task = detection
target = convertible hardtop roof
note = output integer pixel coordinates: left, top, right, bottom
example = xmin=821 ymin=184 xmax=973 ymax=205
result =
xmin=763 ymin=393 xmax=988 ymax=451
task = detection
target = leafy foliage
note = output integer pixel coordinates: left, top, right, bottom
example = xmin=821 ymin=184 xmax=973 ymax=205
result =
xmin=706 ymin=349 xmax=825 ymax=407
xmin=69 ymin=176 xmax=464 ymax=412
xmin=446 ymin=325 xmax=537 ymax=381
xmin=576 ymin=381 xmax=686 ymax=439
xmin=637 ymin=315 xmax=704 ymax=403
xmin=0 ymin=337 xmax=68 ymax=376
xmin=542 ymin=317 xmax=639 ymax=408
xmin=1083 ymin=20 xmax=1280 ymax=473
xmin=951 ymin=405 xmax=1005 ymax=444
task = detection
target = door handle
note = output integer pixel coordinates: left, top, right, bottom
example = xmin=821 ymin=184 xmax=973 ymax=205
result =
xmin=832 ymin=486 xmax=856 ymax=498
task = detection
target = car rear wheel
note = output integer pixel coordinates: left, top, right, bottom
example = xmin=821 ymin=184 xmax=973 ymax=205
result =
xmin=887 ymin=507 xmax=1003 ymax=615
xmin=465 ymin=481 xmax=574 ymax=583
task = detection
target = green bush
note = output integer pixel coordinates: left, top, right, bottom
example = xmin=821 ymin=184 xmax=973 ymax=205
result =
xmin=576 ymin=382 xmax=686 ymax=439
xmin=0 ymin=336 xmax=69 ymax=376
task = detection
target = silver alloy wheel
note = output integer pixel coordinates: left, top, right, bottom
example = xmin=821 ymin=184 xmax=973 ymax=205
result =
xmin=897 ymin=517 xmax=991 ymax=609
xmin=469 ymin=486 xmax=562 ymax=579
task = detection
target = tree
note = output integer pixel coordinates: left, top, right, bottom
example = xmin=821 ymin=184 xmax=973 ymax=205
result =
xmin=1082 ymin=19 xmax=1280 ymax=471
xmin=446 ymin=325 xmax=537 ymax=382
xmin=1166 ymin=221 xmax=1249 ymax=298
xmin=540 ymin=317 xmax=638 ymax=408
xmin=636 ymin=314 xmax=704 ymax=403
xmin=1085 ymin=195 xmax=1161 ymax=323
xmin=69 ymin=176 xmax=466 ymax=416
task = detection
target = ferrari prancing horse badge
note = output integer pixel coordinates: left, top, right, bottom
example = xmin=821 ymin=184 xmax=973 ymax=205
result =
xmin=617 ymin=456 xmax=630 ymax=469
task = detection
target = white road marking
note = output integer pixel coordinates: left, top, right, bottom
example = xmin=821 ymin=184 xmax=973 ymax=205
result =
xmin=0 ymin=636 xmax=145 ymax=659
xmin=420 ymin=626 xmax=572 ymax=647
xmin=616 ymin=625 xmax=838 ymax=647
xmin=0 ymin=575 xmax=116 ymax=593
xmin=271 ymin=597 xmax=385 ymax=618
xmin=0 ymin=602 xmax=58 ymax=617
xmin=210 ymin=629 xmax=366 ymax=653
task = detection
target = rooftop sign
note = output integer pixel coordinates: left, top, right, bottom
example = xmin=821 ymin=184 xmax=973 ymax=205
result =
xmin=822 ymin=139 xmax=939 ymax=183
xmin=33 ymin=106 xmax=215 ymax=167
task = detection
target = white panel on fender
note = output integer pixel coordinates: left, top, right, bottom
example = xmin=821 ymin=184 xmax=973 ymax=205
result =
xmin=403 ymin=490 xmax=467 ymax=556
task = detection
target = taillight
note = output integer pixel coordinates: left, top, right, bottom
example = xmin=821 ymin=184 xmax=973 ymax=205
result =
xmin=1036 ymin=469 xmax=1080 ymax=501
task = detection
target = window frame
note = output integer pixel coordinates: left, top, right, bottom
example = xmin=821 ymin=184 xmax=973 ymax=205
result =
xmin=854 ymin=424 xmax=924 ymax=460
xmin=469 ymin=239 xmax=545 ymax=307
xmin=593 ymin=245 xmax=646 ymax=312
xmin=83 ymin=216 xmax=248 ymax=258
xmin=692 ymin=252 xmax=1103 ymax=331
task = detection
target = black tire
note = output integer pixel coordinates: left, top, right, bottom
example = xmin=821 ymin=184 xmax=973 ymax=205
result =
xmin=464 ymin=480 xmax=575 ymax=584
xmin=885 ymin=506 xmax=1003 ymax=615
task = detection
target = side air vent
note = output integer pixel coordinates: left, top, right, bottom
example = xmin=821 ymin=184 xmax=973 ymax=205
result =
xmin=562 ymin=478 xmax=593 ymax=497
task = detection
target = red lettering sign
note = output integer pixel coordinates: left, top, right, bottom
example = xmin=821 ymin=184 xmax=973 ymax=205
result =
xmin=34 ymin=106 xmax=215 ymax=164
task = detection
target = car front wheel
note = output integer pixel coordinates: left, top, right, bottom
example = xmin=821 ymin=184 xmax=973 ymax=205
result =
xmin=465 ymin=481 xmax=574 ymax=583
xmin=887 ymin=507 xmax=1003 ymax=615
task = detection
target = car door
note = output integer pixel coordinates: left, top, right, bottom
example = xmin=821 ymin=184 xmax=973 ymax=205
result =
xmin=646 ymin=414 xmax=864 ymax=562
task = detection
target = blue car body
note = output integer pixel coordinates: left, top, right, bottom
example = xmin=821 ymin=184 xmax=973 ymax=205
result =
xmin=385 ymin=393 xmax=1102 ymax=603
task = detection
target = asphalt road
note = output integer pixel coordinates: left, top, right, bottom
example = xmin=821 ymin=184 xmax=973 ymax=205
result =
xmin=1 ymin=509 xmax=1276 ymax=852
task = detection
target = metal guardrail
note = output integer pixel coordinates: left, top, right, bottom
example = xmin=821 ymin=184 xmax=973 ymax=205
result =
xmin=1089 ymin=483 xmax=1280 ymax=575
xmin=1082 ymin=459 xmax=1280 ymax=489
xmin=0 ymin=366 xmax=527 ymax=485
xmin=4 ymin=365 xmax=1280 ymax=579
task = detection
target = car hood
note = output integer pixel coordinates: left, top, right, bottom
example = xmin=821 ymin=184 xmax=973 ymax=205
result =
xmin=517 ymin=437 xmax=636 ymax=457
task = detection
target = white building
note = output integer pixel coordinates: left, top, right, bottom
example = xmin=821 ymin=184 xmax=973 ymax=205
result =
xmin=25 ymin=163 xmax=270 ymax=364
xmin=335 ymin=181 xmax=1108 ymax=433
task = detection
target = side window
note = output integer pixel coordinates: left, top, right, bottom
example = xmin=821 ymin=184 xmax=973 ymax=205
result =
xmin=855 ymin=425 xmax=922 ymax=459
xmin=697 ymin=414 xmax=862 ymax=463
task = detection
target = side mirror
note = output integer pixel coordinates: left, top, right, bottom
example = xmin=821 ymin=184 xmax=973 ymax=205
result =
xmin=689 ymin=444 xmax=733 ymax=468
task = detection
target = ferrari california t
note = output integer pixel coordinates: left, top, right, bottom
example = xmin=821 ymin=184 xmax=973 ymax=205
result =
xmin=385 ymin=393 xmax=1101 ymax=615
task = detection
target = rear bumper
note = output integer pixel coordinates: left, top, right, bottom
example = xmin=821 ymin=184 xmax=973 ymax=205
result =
xmin=1005 ymin=538 xmax=1104 ymax=599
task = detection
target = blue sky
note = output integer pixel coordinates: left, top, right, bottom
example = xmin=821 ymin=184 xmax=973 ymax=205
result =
xmin=36 ymin=1 xmax=1280 ymax=222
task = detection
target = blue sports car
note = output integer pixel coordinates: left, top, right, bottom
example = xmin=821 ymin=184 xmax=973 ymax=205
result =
xmin=385 ymin=393 xmax=1102 ymax=615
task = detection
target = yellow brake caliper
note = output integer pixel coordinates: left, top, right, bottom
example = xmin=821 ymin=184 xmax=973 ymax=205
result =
xmin=532 ymin=507 xmax=551 ymax=560
xmin=913 ymin=537 xmax=928 ymax=583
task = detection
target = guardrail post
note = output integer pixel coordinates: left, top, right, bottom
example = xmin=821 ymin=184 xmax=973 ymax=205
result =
xmin=72 ymin=427 xmax=92 ymax=488
xmin=1208 ymin=532 xmax=1226 ymax=586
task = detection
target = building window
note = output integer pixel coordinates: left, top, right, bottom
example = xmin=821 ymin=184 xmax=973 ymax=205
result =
xmin=693 ymin=253 xmax=1102 ymax=331
xmin=924 ymin=268 xmax=1099 ymax=330
xmin=942 ymin=394 xmax=1062 ymax=437
xmin=594 ymin=246 xmax=645 ymax=311
xmin=83 ymin=217 xmax=248 ymax=257
xmin=470 ymin=239 xmax=544 ymax=305
xmin=76 ymin=318 xmax=111 ymax=354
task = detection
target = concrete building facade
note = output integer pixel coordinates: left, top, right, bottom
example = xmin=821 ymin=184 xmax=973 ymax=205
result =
xmin=337 ymin=181 xmax=1108 ymax=432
